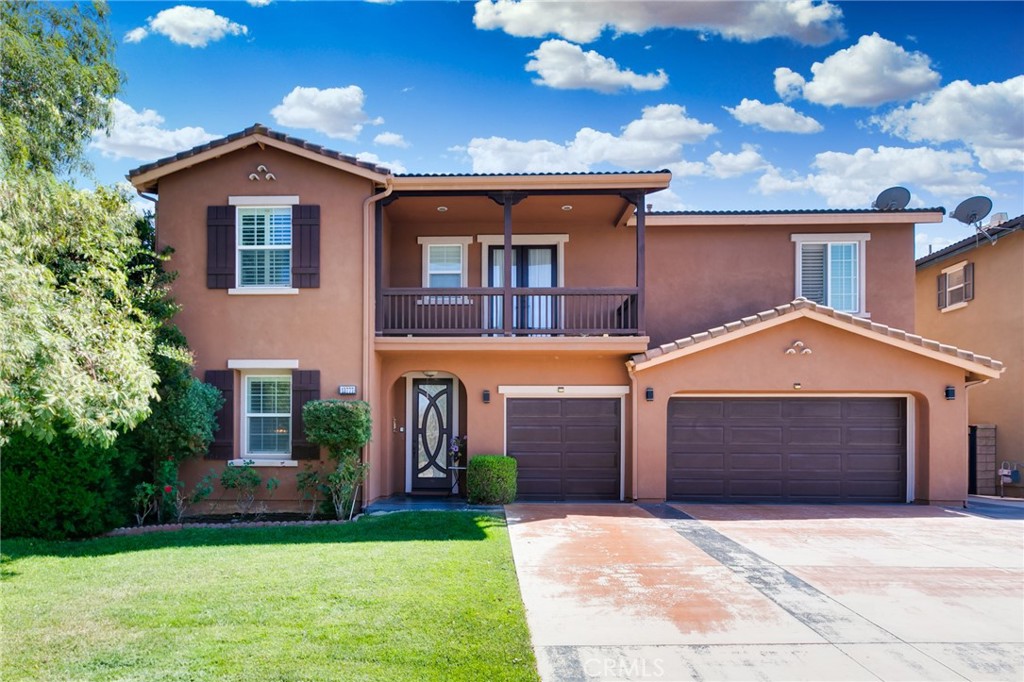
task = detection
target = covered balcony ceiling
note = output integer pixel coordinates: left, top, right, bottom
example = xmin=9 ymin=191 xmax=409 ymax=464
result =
xmin=383 ymin=194 xmax=637 ymax=228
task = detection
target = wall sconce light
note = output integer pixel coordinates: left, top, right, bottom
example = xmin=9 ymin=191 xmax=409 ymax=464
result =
xmin=422 ymin=370 xmax=438 ymax=378
xmin=482 ymin=389 xmax=491 ymax=404
xmin=945 ymin=385 xmax=956 ymax=400
xmin=557 ymin=386 xmax=565 ymax=393
xmin=645 ymin=387 xmax=654 ymax=402
xmin=793 ymin=382 xmax=802 ymax=390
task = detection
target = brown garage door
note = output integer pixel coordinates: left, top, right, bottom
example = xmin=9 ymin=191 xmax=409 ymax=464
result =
xmin=667 ymin=398 xmax=906 ymax=503
xmin=507 ymin=398 xmax=621 ymax=501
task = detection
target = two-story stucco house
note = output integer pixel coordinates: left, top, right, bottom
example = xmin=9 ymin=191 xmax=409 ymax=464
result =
xmin=915 ymin=215 xmax=1023 ymax=496
xmin=128 ymin=125 xmax=1003 ymax=510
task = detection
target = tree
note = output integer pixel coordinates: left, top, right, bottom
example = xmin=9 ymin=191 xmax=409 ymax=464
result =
xmin=0 ymin=0 xmax=121 ymax=173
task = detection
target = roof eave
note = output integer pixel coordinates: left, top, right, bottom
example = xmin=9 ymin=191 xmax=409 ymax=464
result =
xmin=634 ymin=210 xmax=945 ymax=228
xmin=392 ymin=171 xmax=672 ymax=193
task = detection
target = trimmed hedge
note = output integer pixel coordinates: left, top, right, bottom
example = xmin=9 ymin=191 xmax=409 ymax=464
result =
xmin=467 ymin=455 xmax=517 ymax=505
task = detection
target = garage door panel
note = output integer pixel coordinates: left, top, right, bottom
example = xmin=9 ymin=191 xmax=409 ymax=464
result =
xmin=788 ymin=427 xmax=844 ymax=445
xmin=730 ymin=427 xmax=784 ymax=444
xmin=783 ymin=399 xmax=843 ymax=419
xmin=508 ymin=398 xmax=620 ymax=501
xmin=727 ymin=400 xmax=783 ymax=419
xmin=731 ymin=453 xmax=784 ymax=471
xmin=668 ymin=398 xmax=906 ymax=503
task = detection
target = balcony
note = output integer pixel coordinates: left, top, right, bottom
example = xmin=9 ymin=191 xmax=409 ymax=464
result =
xmin=380 ymin=287 xmax=641 ymax=336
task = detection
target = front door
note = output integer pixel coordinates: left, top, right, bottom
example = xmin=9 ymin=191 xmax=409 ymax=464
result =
xmin=411 ymin=378 xmax=454 ymax=492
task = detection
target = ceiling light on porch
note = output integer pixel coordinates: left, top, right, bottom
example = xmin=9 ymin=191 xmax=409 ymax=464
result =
xmin=436 ymin=206 xmax=448 ymax=213
xmin=561 ymin=205 xmax=573 ymax=211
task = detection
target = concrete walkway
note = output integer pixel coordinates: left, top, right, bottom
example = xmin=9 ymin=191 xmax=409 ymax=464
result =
xmin=505 ymin=503 xmax=1024 ymax=681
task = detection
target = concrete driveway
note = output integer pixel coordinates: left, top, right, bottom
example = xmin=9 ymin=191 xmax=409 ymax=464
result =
xmin=505 ymin=503 xmax=1024 ymax=681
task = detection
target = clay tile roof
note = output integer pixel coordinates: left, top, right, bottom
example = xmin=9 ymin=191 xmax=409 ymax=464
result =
xmin=127 ymin=123 xmax=393 ymax=179
xmin=915 ymin=214 xmax=1023 ymax=267
xmin=651 ymin=207 xmax=946 ymax=216
xmin=631 ymin=298 xmax=1005 ymax=375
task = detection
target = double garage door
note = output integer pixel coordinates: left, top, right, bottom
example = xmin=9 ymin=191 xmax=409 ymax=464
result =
xmin=668 ymin=397 xmax=907 ymax=503
xmin=507 ymin=398 xmax=621 ymax=501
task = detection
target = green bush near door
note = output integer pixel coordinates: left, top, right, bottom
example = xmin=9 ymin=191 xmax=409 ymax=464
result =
xmin=467 ymin=455 xmax=517 ymax=504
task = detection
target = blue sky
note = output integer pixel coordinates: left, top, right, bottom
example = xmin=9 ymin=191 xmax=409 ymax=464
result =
xmin=90 ymin=1 xmax=1024 ymax=255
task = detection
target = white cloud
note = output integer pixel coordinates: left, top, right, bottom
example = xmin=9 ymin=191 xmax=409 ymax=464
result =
xmin=374 ymin=132 xmax=409 ymax=148
xmin=873 ymin=76 xmax=1024 ymax=172
xmin=779 ymin=32 xmax=940 ymax=107
xmin=125 ymin=6 xmax=248 ymax=48
xmin=246 ymin=0 xmax=272 ymax=6
xmin=463 ymin=104 xmax=717 ymax=173
xmin=725 ymin=98 xmax=823 ymax=133
xmin=355 ymin=152 xmax=407 ymax=174
xmin=915 ymin=231 xmax=955 ymax=258
xmin=270 ymin=86 xmax=383 ymax=140
xmin=773 ymin=67 xmax=806 ymax=101
xmin=526 ymin=39 xmax=668 ymax=93
xmin=706 ymin=145 xmax=771 ymax=178
xmin=757 ymin=145 xmax=991 ymax=207
xmin=473 ymin=0 xmax=845 ymax=46
xmin=90 ymin=99 xmax=219 ymax=161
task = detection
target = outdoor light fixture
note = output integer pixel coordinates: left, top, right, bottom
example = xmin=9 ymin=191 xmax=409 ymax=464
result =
xmin=436 ymin=206 xmax=448 ymax=213
xmin=561 ymin=205 xmax=573 ymax=211
xmin=422 ymin=370 xmax=438 ymax=378
xmin=793 ymin=382 xmax=802 ymax=390
xmin=557 ymin=386 xmax=565 ymax=393
xmin=645 ymin=387 xmax=654 ymax=402
xmin=482 ymin=389 xmax=491 ymax=404
xmin=945 ymin=386 xmax=956 ymax=400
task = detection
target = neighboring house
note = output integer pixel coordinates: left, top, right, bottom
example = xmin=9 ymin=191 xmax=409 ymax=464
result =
xmin=915 ymin=215 xmax=1024 ymax=496
xmin=128 ymin=125 xmax=1003 ymax=510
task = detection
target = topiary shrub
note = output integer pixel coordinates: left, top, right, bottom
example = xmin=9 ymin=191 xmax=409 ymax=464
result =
xmin=303 ymin=400 xmax=372 ymax=520
xmin=467 ymin=455 xmax=517 ymax=505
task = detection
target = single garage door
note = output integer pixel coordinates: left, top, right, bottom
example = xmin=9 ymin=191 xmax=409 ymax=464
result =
xmin=507 ymin=398 xmax=621 ymax=501
xmin=667 ymin=397 xmax=906 ymax=503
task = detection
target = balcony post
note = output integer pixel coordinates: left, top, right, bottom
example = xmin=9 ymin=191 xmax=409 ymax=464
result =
xmin=490 ymin=191 xmax=526 ymax=336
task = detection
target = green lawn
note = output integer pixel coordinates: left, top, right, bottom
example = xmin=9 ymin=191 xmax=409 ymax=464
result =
xmin=1 ymin=512 xmax=539 ymax=682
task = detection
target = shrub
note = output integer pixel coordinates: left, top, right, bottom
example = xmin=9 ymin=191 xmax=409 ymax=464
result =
xmin=467 ymin=455 xmax=517 ymax=505
xmin=0 ymin=431 xmax=133 ymax=539
xmin=303 ymin=400 xmax=373 ymax=520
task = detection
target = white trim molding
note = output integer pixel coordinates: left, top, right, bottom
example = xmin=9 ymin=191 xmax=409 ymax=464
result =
xmin=791 ymin=232 xmax=870 ymax=316
xmin=417 ymin=236 xmax=473 ymax=288
xmin=227 ymin=359 xmax=299 ymax=369
xmin=229 ymin=195 xmax=300 ymax=206
xmin=498 ymin=385 xmax=630 ymax=397
xmin=227 ymin=287 xmax=299 ymax=295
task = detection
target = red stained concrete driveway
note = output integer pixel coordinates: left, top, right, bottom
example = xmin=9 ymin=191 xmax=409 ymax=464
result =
xmin=505 ymin=503 xmax=1024 ymax=681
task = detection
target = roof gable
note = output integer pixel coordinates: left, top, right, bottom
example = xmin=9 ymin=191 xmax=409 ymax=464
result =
xmin=630 ymin=299 xmax=1004 ymax=380
xmin=128 ymin=124 xmax=392 ymax=193
xmin=915 ymin=214 xmax=1024 ymax=268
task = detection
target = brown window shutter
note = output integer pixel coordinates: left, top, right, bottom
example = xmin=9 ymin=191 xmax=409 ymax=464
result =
xmin=963 ymin=262 xmax=974 ymax=301
xmin=205 ymin=370 xmax=234 ymax=460
xmin=936 ymin=273 xmax=947 ymax=309
xmin=292 ymin=369 xmax=321 ymax=460
xmin=207 ymin=206 xmax=235 ymax=289
xmin=292 ymin=205 xmax=320 ymax=288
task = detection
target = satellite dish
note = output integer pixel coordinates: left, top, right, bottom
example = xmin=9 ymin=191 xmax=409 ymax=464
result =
xmin=951 ymin=196 xmax=992 ymax=226
xmin=872 ymin=186 xmax=911 ymax=211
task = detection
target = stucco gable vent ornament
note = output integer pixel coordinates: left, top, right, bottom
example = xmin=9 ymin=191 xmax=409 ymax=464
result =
xmin=249 ymin=164 xmax=276 ymax=182
xmin=785 ymin=340 xmax=812 ymax=355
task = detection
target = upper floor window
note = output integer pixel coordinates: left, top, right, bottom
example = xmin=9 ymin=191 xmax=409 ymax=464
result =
xmin=417 ymin=237 xmax=472 ymax=288
xmin=238 ymin=207 xmax=292 ymax=288
xmin=938 ymin=260 xmax=973 ymax=311
xmin=791 ymin=233 xmax=869 ymax=314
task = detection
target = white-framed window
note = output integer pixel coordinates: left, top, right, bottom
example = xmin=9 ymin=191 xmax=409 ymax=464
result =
xmin=237 ymin=207 xmax=292 ymax=288
xmin=792 ymin=233 xmax=870 ymax=314
xmin=417 ymin=237 xmax=473 ymax=288
xmin=243 ymin=374 xmax=291 ymax=458
xmin=938 ymin=260 xmax=973 ymax=311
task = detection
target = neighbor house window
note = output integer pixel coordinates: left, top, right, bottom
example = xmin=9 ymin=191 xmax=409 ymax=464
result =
xmin=238 ymin=207 xmax=292 ymax=288
xmin=938 ymin=261 xmax=973 ymax=311
xmin=244 ymin=375 xmax=291 ymax=458
xmin=792 ymin=233 xmax=870 ymax=314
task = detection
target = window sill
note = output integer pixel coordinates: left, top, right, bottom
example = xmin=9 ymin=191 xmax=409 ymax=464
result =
xmin=228 ymin=288 xmax=299 ymax=296
xmin=229 ymin=459 xmax=298 ymax=468
xmin=941 ymin=302 xmax=968 ymax=313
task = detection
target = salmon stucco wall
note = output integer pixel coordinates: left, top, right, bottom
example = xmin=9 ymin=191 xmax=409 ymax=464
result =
xmin=915 ymin=230 xmax=1023 ymax=475
xmin=631 ymin=317 xmax=970 ymax=505
xmin=373 ymin=350 xmax=634 ymax=501
xmin=645 ymin=222 xmax=916 ymax=348
xmin=156 ymin=146 xmax=376 ymax=501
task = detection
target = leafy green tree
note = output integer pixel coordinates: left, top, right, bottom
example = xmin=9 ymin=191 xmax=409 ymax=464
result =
xmin=0 ymin=0 xmax=120 ymax=173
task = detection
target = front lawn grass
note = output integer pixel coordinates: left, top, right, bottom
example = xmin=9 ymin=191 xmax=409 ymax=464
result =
xmin=1 ymin=512 xmax=538 ymax=682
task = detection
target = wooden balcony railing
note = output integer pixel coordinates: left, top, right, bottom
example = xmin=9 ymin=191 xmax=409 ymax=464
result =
xmin=378 ymin=287 xmax=642 ymax=337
